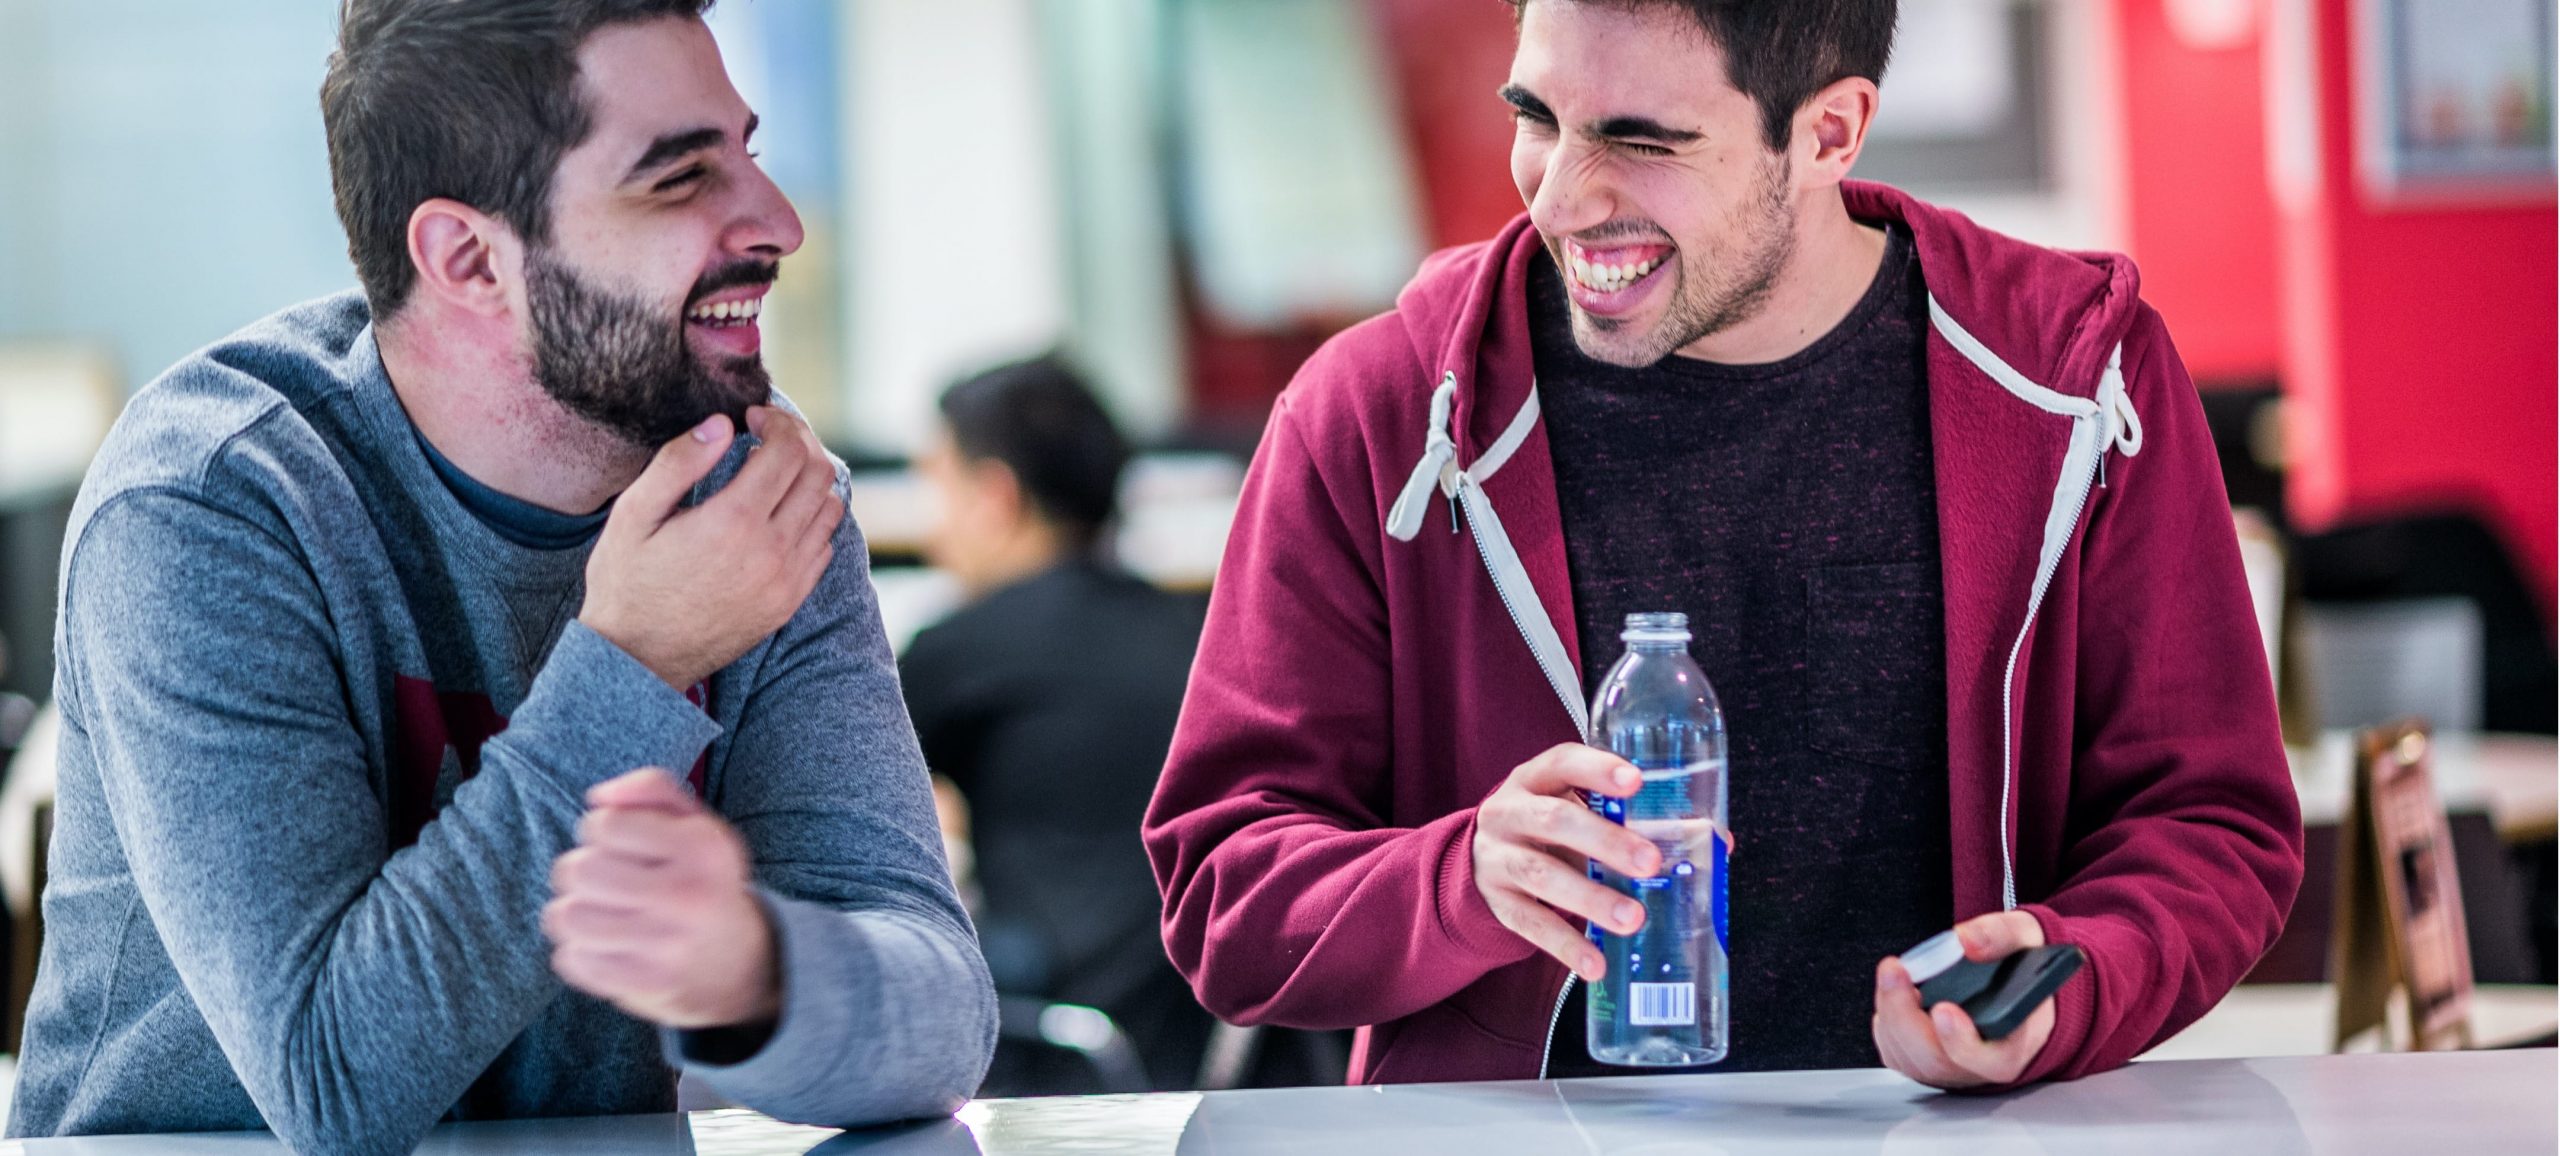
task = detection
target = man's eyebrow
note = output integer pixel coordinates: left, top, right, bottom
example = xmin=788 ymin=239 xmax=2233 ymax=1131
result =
xmin=622 ymin=113 xmax=761 ymax=185
xmin=1499 ymin=85 xmax=1701 ymax=145
xmin=1498 ymin=84 xmax=1552 ymax=120
xmin=1591 ymin=115 xmax=1703 ymax=145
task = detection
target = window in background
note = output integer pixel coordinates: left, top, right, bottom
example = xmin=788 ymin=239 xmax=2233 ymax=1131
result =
xmin=2357 ymin=0 xmax=2557 ymax=199
xmin=841 ymin=0 xmax=1071 ymax=458
xmin=1166 ymin=0 xmax=1424 ymax=329
xmin=706 ymin=0 xmax=851 ymax=442
xmin=1037 ymin=0 xmax=1187 ymax=448
xmin=1862 ymin=0 xmax=2048 ymax=191
xmin=1858 ymin=0 xmax=2116 ymax=250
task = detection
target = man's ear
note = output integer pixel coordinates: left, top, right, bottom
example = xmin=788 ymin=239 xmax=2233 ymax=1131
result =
xmin=1795 ymin=75 xmax=1880 ymax=184
xmin=974 ymin=458 xmax=1029 ymax=528
xmin=405 ymin=197 xmax=518 ymax=318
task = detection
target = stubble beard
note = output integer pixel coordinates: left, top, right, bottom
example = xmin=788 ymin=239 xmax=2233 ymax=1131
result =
xmin=1569 ymin=152 xmax=1798 ymax=369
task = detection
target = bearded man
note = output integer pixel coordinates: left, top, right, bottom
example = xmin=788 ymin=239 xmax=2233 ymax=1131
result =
xmin=1147 ymin=0 xmax=2301 ymax=1091
xmin=8 ymin=2 xmax=992 ymax=1151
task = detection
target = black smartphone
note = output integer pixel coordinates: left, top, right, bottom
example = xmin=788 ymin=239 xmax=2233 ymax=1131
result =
xmin=1900 ymin=930 xmax=2085 ymax=1042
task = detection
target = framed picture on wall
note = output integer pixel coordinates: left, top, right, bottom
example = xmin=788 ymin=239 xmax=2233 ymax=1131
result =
xmin=2358 ymin=0 xmax=2558 ymax=200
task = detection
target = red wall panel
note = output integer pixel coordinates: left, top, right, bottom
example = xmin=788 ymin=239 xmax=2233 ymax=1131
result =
xmin=2277 ymin=0 xmax=2558 ymax=621
xmin=2115 ymin=1 xmax=2287 ymax=384
xmin=1370 ymin=0 xmax=1522 ymax=250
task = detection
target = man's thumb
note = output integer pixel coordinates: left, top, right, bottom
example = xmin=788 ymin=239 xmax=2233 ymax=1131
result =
xmin=620 ymin=415 xmax=733 ymax=525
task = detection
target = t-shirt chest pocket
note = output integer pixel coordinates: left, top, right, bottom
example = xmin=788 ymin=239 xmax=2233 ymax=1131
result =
xmin=1801 ymin=561 xmax=1946 ymax=771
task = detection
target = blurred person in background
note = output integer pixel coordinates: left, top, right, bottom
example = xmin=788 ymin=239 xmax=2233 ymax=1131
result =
xmin=1147 ymin=0 xmax=2302 ymax=1092
xmin=8 ymin=1 xmax=991 ymax=1150
xmin=903 ymin=357 xmax=1214 ymax=1092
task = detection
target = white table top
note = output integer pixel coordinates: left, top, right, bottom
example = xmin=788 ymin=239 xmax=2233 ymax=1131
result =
xmin=5 ymin=1050 xmax=2547 ymax=1155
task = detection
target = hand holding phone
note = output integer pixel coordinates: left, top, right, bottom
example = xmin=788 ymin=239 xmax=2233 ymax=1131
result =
xmin=1900 ymin=929 xmax=2085 ymax=1042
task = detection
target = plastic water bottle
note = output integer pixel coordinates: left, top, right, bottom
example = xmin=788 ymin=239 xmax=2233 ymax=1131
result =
xmin=1584 ymin=611 xmax=1728 ymax=1066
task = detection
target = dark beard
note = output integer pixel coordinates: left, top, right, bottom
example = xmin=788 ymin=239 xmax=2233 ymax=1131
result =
xmin=525 ymin=250 xmax=774 ymax=448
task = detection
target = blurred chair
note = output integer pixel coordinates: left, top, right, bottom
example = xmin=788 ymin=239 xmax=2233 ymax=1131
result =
xmin=2294 ymin=515 xmax=2555 ymax=734
xmin=2232 ymin=508 xmax=2323 ymax=744
xmin=0 ymin=694 xmax=34 ymax=761
xmin=0 ymin=700 xmax=59 ymax=1051
xmin=2300 ymin=599 xmax=2484 ymax=734
xmin=2332 ymin=722 xmax=2477 ymax=1053
xmin=1194 ymin=1022 xmax=1350 ymax=1092
xmin=997 ymin=996 xmax=1148 ymax=1094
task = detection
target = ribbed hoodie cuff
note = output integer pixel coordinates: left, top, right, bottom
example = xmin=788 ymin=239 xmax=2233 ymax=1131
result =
xmin=1432 ymin=808 xmax=1541 ymax=966
xmin=2014 ymin=903 xmax=2101 ymax=1085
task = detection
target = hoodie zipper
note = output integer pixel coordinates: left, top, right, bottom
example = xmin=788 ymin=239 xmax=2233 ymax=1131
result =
xmin=1993 ymin=416 xmax=2107 ymax=910
xmin=1536 ymin=973 xmax=1575 ymax=1079
xmin=1454 ymin=442 xmax=1587 ymax=1084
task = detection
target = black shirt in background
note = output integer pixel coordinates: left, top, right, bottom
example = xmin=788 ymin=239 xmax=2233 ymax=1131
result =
xmin=898 ymin=560 xmax=1211 ymax=1087
xmin=1531 ymin=225 xmax=1954 ymax=1075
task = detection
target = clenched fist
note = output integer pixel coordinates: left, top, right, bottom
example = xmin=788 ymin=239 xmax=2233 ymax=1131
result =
xmin=543 ymin=769 xmax=779 ymax=1030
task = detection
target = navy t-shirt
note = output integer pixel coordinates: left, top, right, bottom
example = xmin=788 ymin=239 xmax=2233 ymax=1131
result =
xmin=1533 ymin=225 xmax=1954 ymax=1075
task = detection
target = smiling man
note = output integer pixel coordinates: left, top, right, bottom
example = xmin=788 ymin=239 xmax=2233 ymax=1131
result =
xmin=1147 ymin=0 xmax=2303 ymax=1089
xmin=8 ymin=2 xmax=992 ymax=1151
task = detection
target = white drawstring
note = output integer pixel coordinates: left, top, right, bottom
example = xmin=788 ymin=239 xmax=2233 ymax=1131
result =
xmin=1380 ymin=370 xmax=1588 ymax=735
xmin=2093 ymin=344 xmax=2143 ymax=487
xmin=1385 ymin=373 xmax=1461 ymax=542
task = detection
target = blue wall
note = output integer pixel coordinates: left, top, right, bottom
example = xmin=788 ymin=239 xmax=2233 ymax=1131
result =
xmin=0 ymin=0 xmax=354 ymax=391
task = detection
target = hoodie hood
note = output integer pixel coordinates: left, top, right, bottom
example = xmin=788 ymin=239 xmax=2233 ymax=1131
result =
xmin=1385 ymin=180 xmax=2145 ymax=466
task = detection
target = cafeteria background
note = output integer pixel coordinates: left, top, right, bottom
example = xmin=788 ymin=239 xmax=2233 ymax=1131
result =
xmin=0 ymin=0 xmax=2552 ymax=1122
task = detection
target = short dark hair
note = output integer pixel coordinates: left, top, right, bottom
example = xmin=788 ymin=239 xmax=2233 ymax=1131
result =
xmin=321 ymin=0 xmax=714 ymax=318
xmin=1510 ymin=0 xmax=1897 ymax=150
xmin=938 ymin=357 xmax=1131 ymax=548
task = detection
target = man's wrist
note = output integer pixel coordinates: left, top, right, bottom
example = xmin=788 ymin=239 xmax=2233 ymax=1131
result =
xmin=705 ymin=892 xmax=784 ymax=1028
xmin=576 ymin=611 xmax=697 ymax=691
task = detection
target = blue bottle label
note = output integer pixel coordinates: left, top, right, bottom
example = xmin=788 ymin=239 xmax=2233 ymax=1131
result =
xmin=1710 ymin=826 xmax=1728 ymax=953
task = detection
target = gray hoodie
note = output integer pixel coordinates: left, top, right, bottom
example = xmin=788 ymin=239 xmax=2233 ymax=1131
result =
xmin=7 ymin=292 xmax=996 ymax=1154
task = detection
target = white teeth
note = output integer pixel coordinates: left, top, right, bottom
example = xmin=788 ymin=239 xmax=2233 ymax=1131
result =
xmin=689 ymin=296 xmax=765 ymax=323
xmin=1571 ymin=252 xmax=1663 ymax=294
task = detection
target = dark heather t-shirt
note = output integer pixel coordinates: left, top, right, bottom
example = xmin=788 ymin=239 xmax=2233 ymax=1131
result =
xmin=1535 ymin=225 xmax=1954 ymax=1076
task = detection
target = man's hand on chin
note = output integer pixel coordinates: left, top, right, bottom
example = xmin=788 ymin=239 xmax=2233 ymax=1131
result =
xmin=543 ymin=768 xmax=781 ymax=1033
xmin=1870 ymin=910 xmax=2055 ymax=1090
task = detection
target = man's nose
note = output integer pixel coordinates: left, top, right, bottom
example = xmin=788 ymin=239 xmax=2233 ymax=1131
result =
xmin=732 ymin=166 xmax=805 ymax=260
xmin=1530 ymin=140 xmax=1614 ymax=242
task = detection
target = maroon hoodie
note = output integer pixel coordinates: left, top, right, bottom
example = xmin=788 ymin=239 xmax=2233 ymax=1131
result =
xmin=1145 ymin=182 xmax=2304 ymax=1086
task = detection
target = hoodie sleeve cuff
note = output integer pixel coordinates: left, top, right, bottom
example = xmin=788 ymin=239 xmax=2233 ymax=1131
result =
xmin=1432 ymin=809 xmax=1541 ymax=966
xmin=508 ymin=620 xmax=722 ymax=797
xmin=2014 ymin=903 xmax=2101 ymax=1085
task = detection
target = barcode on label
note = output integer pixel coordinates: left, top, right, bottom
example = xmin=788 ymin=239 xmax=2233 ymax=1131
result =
xmin=1629 ymin=982 xmax=1696 ymax=1026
